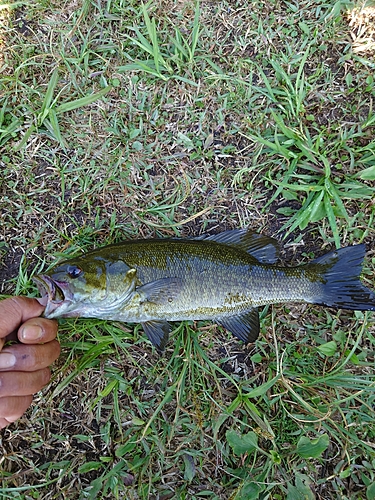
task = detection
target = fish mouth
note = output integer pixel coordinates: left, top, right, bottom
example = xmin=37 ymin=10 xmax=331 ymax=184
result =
xmin=33 ymin=275 xmax=72 ymax=318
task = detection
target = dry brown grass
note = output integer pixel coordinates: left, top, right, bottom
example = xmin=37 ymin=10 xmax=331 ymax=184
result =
xmin=347 ymin=4 xmax=375 ymax=54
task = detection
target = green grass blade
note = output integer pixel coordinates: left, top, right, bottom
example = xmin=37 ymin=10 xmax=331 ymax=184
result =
xmin=0 ymin=97 xmax=8 ymax=125
xmin=0 ymin=117 xmax=21 ymax=146
xmin=55 ymin=86 xmax=111 ymax=114
xmin=326 ymin=181 xmax=350 ymax=220
xmin=280 ymin=190 xmax=321 ymax=234
xmin=171 ymin=30 xmax=189 ymax=61
xmin=39 ymin=68 xmax=59 ymax=124
xmin=323 ymin=192 xmax=340 ymax=248
xmin=125 ymin=29 xmax=155 ymax=57
xmin=355 ymin=165 xmax=375 ymax=180
xmin=15 ymin=123 xmax=36 ymax=151
xmin=254 ymin=65 xmax=277 ymax=101
xmin=44 ymin=109 xmax=66 ymax=147
xmin=264 ymin=157 xmax=299 ymax=208
xmin=141 ymin=2 xmax=165 ymax=72
xmin=172 ymin=74 xmax=198 ymax=86
xmin=190 ymin=1 xmax=200 ymax=58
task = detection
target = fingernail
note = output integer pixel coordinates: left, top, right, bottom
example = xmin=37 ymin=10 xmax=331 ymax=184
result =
xmin=21 ymin=325 xmax=43 ymax=341
xmin=0 ymin=353 xmax=16 ymax=368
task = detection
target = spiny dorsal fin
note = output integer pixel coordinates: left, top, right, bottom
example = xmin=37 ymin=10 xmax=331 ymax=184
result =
xmin=197 ymin=229 xmax=280 ymax=264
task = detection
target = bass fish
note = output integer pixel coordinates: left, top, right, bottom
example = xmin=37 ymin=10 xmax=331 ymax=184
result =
xmin=33 ymin=229 xmax=375 ymax=351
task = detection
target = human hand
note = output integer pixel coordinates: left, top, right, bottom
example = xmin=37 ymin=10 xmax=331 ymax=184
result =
xmin=0 ymin=296 xmax=60 ymax=429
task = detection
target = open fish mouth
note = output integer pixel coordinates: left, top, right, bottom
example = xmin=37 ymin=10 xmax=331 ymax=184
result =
xmin=33 ymin=275 xmax=72 ymax=317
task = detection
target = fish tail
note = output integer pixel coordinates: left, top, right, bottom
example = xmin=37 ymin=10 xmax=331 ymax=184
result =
xmin=310 ymin=244 xmax=375 ymax=311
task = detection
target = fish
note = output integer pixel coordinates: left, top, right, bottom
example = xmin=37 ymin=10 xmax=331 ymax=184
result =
xmin=33 ymin=229 xmax=375 ymax=351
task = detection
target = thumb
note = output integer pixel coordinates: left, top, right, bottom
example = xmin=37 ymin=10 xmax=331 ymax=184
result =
xmin=0 ymin=297 xmax=45 ymax=340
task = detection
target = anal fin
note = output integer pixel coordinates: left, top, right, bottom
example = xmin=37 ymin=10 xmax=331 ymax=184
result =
xmin=217 ymin=309 xmax=260 ymax=343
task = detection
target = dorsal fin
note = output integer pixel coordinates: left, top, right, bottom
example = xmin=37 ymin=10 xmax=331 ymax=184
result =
xmin=196 ymin=229 xmax=280 ymax=264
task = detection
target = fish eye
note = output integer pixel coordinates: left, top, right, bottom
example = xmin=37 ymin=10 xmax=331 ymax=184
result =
xmin=66 ymin=265 xmax=83 ymax=279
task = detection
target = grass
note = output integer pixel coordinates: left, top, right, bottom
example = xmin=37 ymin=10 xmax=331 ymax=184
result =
xmin=1 ymin=0 xmax=375 ymax=498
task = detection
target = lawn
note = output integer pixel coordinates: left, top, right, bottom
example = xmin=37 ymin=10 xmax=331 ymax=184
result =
xmin=1 ymin=0 xmax=375 ymax=498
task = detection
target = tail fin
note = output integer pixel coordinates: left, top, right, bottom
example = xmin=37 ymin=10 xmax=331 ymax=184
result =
xmin=311 ymin=245 xmax=375 ymax=311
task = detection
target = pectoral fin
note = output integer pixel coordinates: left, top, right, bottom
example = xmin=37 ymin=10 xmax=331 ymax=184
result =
xmin=142 ymin=320 xmax=171 ymax=352
xmin=137 ymin=277 xmax=182 ymax=304
xmin=217 ymin=309 xmax=260 ymax=343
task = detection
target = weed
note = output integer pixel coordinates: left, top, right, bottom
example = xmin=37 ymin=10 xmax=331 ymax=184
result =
xmin=118 ymin=1 xmax=202 ymax=84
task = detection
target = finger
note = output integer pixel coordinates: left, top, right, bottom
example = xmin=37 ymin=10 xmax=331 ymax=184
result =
xmin=18 ymin=317 xmax=58 ymax=344
xmin=0 ymin=395 xmax=33 ymax=429
xmin=0 ymin=368 xmax=51 ymax=397
xmin=0 ymin=297 xmax=45 ymax=339
xmin=0 ymin=341 xmax=61 ymax=372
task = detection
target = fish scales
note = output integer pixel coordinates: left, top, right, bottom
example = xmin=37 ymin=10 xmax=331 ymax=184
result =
xmin=33 ymin=229 xmax=375 ymax=351
xmin=97 ymin=240 xmax=320 ymax=319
